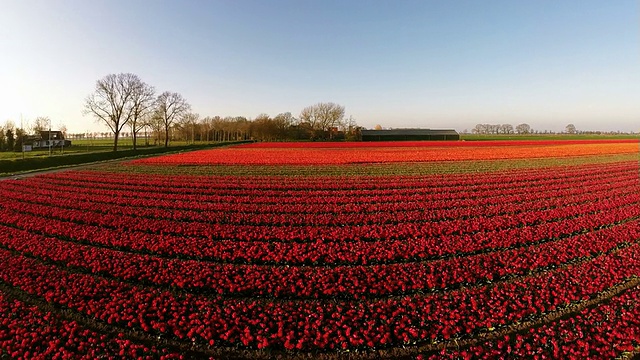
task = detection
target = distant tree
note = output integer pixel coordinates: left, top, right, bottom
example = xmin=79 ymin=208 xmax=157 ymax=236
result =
xmin=251 ymin=113 xmax=275 ymax=141
xmin=5 ymin=129 xmax=15 ymax=151
xmin=273 ymin=112 xmax=295 ymax=140
xmin=127 ymin=80 xmax=155 ymax=150
xmin=0 ymin=125 xmax=5 ymax=151
xmin=343 ymin=116 xmax=359 ymax=141
xmin=147 ymin=111 xmax=165 ymax=145
xmin=59 ymin=124 xmax=68 ymax=138
xmin=299 ymin=102 xmax=345 ymax=139
xmin=3 ymin=120 xmax=15 ymax=132
xmin=200 ymin=116 xmax=214 ymax=142
xmin=501 ymin=124 xmax=514 ymax=134
xmin=179 ymin=112 xmax=199 ymax=144
xmin=155 ymin=91 xmax=191 ymax=147
xmin=565 ymin=124 xmax=577 ymax=134
xmin=13 ymin=128 xmax=26 ymax=152
xmin=33 ymin=116 xmax=50 ymax=134
xmin=233 ymin=116 xmax=250 ymax=140
xmin=516 ymin=123 xmax=531 ymax=134
xmin=84 ymin=73 xmax=142 ymax=151
xmin=374 ymin=124 xmax=383 ymax=130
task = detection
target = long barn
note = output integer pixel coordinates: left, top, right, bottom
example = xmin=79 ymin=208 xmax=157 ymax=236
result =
xmin=361 ymin=129 xmax=459 ymax=141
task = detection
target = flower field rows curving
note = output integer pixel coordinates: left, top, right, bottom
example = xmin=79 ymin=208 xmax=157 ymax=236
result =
xmin=130 ymin=140 xmax=637 ymax=165
xmin=1 ymin=139 xmax=639 ymax=359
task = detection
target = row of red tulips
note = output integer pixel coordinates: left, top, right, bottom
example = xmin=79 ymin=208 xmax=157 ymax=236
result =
xmin=3 ymin=185 xmax=639 ymax=247
xmin=12 ymin=174 xmax=636 ymax=220
xmin=3 ymin=175 xmax=636 ymax=229
xmin=423 ymin=284 xmax=640 ymax=359
xmin=4 ymin=166 xmax=636 ymax=227
xmin=27 ymin=162 xmax=635 ymax=200
xmin=0 ymin=291 xmax=185 ymax=360
xmin=129 ymin=142 xmax=637 ymax=165
xmin=1 ymin=217 xmax=638 ymax=300
xmin=2 ymin=195 xmax=639 ymax=267
xmin=13 ymin=168 xmax=638 ymax=212
xmin=1 ymin=242 xmax=639 ymax=351
xmin=35 ymin=160 xmax=635 ymax=191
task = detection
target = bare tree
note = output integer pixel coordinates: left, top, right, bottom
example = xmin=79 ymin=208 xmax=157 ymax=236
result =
xmin=59 ymin=124 xmax=68 ymax=138
xmin=200 ymin=116 xmax=214 ymax=142
xmin=565 ymin=124 xmax=577 ymax=134
xmin=273 ymin=112 xmax=295 ymax=140
xmin=3 ymin=120 xmax=15 ymax=132
xmin=251 ymin=113 xmax=274 ymax=141
xmin=33 ymin=116 xmax=50 ymax=133
xmin=84 ymin=73 xmax=141 ymax=151
xmin=516 ymin=123 xmax=531 ymax=134
xmin=500 ymin=124 xmax=514 ymax=134
xmin=155 ymin=91 xmax=191 ymax=147
xmin=147 ymin=111 xmax=165 ymax=145
xmin=128 ymin=80 xmax=156 ymax=150
xmin=299 ymin=102 xmax=345 ymax=139
xmin=179 ymin=112 xmax=199 ymax=144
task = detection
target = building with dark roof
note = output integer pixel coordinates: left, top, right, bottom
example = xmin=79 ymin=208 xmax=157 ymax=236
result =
xmin=361 ymin=129 xmax=459 ymax=141
xmin=31 ymin=130 xmax=71 ymax=148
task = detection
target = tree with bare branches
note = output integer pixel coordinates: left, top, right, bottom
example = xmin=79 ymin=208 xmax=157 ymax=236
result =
xmin=516 ymin=123 xmax=531 ymax=134
xmin=179 ymin=112 xmax=200 ymax=144
xmin=127 ymin=80 xmax=155 ymax=150
xmin=155 ymin=91 xmax=191 ymax=147
xmin=273 ymin=112 xmax=295 ymax=140
xmin=33 ymin=116 xmax=50 ymax=133
xmin=299 ymin=102 xmax=345 ymax=139
xmin=83 ymin=73 xmax=141 ymax=151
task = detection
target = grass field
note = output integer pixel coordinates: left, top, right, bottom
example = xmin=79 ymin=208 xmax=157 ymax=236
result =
xmin=0 ymin=141 xmax=246 ymax=176
xmin=0 ymin=140 xmax=218 ymax=160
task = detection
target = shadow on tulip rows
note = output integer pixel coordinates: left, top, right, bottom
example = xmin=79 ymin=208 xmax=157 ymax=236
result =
xmin=1 ymin=156 xmax=640 ymax=358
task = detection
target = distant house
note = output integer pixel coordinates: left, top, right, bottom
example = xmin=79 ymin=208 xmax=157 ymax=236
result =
xmin=32 ymin=130 xmax=71 ymax=148
xmin=361 ymin=129 xmax=459 ymax=141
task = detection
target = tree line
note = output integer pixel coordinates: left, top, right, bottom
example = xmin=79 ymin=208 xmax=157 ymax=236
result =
xmin=471 ymin=123 xmax=578 ymax=135
xmin=84 ymin=73 xmax=357 ymax=151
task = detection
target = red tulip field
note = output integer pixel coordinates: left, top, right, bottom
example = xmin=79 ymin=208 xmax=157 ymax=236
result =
xmin=1 ymin=139 xmax=639 ymax=359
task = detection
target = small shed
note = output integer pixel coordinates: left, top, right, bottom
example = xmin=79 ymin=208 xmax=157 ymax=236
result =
xmin=361 ymin=129 xmax=459 ymax=141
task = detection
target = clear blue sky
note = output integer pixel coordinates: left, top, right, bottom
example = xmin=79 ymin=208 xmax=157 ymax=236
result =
xmin=1 ymin=0 xmax=638 ymax=133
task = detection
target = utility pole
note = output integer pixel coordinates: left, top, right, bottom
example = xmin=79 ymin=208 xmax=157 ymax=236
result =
xmin=20 ymin=114 xmax=24 ymax=160
xmin=48 ymin=119 xmax=52 ymax=156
